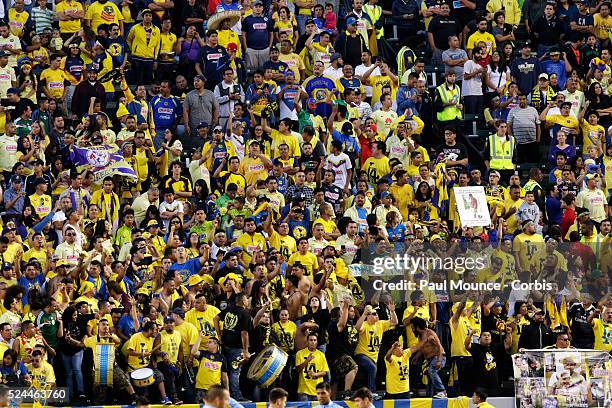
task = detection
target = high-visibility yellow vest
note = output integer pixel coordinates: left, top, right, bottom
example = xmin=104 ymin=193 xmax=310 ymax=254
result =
xmin=489 ymin=134 xmax=515 ymax=170
xmin=436 ymin=84 xmax=462 ymax=121
xmin=364 ymin=4 xmax=383 ymax=38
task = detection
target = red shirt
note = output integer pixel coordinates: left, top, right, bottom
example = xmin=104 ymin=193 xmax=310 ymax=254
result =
xmin=560 ymin=207 xmax=576 ymax=238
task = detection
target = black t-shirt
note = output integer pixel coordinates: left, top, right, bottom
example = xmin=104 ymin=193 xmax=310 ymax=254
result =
xmin=438 ymin=142 xmax=468 ymax=172
xmin=301 ymin=309 xmax=330 ymax=344
xmin=326 ymin=318 xmax=358 ymax=363
xmin=568 ymin=302 xmax=595 ymax=348
xmin=470 ymin=343 xmax=504 ymax=389
xmin=220 ymin=305 xmax=251 ymax=348
xmin=481 ymin=312 xmax=507 ymax=344
xmin=428 ymin=16 xmax=461 ymax=50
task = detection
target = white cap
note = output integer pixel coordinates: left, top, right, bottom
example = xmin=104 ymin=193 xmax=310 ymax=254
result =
xmin=52 ymin=212 xmax=67 ymax=223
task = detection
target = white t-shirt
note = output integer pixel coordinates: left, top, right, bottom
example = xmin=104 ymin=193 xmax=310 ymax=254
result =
xmin=355 ymin=64 xmax=381 ymax=97
xmin=324 ymin=152 xmax=352 ymax=189
xmin=159 ymin=200 xmax=184 ymax=229
xmin=323 ymin=66 xmax=343 ymax=81
xmin=486 ymin=66 xmax=510 ymax=93
xmin=462 ymin=60 xmax=483 ymax=96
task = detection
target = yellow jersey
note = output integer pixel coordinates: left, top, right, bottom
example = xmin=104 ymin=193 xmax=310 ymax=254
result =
xmin=85 ymin=1 xmax=124 ymax=32
xmin=356 ymin=320 xmax=392 ymax=362
xmin=235 ymin=232 xmax=267 ymax=265
xmin=270 ymin=129 xmax=301 ymax=158
xmin=385 ymin=348 xmax=412 ymax=394
xmin=28 ymin=193 xmax=52 ymax=218
xmin=158 ymin=330 xmax=182 ymax=365
xmin=512 ymin=232 xmax=545 ymax=273
xmin=195 ymin=351 xmax=225 ymax=390
xmin=295 ymin=348 xmax=329 ymax=396
xmin=185 ymin=306 xmax=220 ymax=347
xmin=26 ymin=361 xmax=55 ymax=388
xmin=272 ymin=320 xmax=296 ymax=352
xmin=40 ymin=68 xmax=68 ymax=99
xmin=287 ymin=251 xmax=318 ymax=277
xmin=369 ymin=75 xmax=398 ymax=106
xmin=56 ymin=0 xmax=83 ymax=33
xmin=174 ymin=321 xmax=199 ymax=359
xmin=593 ymin=318 xmax=612 ymax=352
xmin=403 ymin=305 xmax=430 ymax=347
xmin=8 ymin=9 xmax=28 ymax=38
xmin=466 ymin=31 xmax=496 ymax=55
xmin=125 ymin=332 xmax=154 ymax=371
xmin=450 ymin=315 xmax=472 ymax=357
xmin=362 ymin=156 xmax=391 ymax=184
xmin=268 ymin=230 xmax=297 ymax=260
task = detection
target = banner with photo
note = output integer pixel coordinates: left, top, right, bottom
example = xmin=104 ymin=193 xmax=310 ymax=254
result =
xmin=512 ymin=350 xmax=612 ymax=408
xmin=453 ymin=186 xmax=491 ymax=227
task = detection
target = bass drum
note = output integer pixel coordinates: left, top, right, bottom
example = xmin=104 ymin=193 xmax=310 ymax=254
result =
xmin=247 ymin=345 xmax=288 ymax=388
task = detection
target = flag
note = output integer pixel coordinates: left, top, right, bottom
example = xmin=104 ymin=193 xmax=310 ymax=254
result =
xmin=69 ymin=145 xmax=137 ymax=184
xmin=432 ymin=154 xmax=448 ymax=214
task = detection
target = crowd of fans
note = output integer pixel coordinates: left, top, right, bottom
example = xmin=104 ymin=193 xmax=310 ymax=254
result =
xmin=0 ymin=0 xmax=606 ymax=405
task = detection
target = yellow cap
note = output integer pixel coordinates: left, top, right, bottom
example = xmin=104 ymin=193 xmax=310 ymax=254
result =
xmin=79 ymin=281 xmax=95 ymax=295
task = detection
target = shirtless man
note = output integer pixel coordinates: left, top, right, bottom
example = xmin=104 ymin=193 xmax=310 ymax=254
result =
xmin=411 ymin=317 xmax=447 ymax=398
xmin=287 ymin=263 xmax=328 ymax=320
xmin=285 ymin=274 xmax=305 ymax=320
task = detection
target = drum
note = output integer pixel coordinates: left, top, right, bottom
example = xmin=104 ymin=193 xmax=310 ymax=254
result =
xmin=247 ymin=345 xmax=288 ymax=388
xmin=130 ymin=368 xmax=154 ymax=387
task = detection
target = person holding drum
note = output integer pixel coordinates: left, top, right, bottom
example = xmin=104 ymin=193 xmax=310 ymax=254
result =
xmin=124 ymin=321 xmax=172 ymax=405
xmin=83 ymin=318 xmax=137 ymax=405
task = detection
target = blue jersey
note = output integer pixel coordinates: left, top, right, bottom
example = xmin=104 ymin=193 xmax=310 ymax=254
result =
xmin=106 ymin=37 xmax=129 ymax=67
xmin=542 ymin=60 xmax=568 ymax=89
xmin=302 ymin=75 xmax=335 ymax=117
xmin=242 ymin=15 xmax=272 ymax=50
xmin=169 ymin=257 xmax=201 ymax=281
xmin=150 ymin=95 xmax=181 ymax=130
xmin=63 ymin=55 xmax=84 ymax=83
xmin=18 ymin=274 xmax=46 ymax=305
xmin=332 ymin=130 xmax=360 ymax=154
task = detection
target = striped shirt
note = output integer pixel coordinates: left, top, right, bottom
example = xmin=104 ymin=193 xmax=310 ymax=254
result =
xmin=31 ymin=6 xmax=54 ymax=33
xmin=507 ymin=105 xmax=541 ymax=144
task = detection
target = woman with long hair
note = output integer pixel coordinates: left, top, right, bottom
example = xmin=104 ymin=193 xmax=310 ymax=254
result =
xmin=0 ymin=349 xmax=29 ymax=386
xmin=485 ymin=49 xmax=511 ymax=102
xmin=414 ymin=181 xmax=439 ymax=222
xmin=191 ymin=179 xmax=210 ymax=210
xmin=58 ymin=305 xmax=86 ymax=401
xmin=176 ymin=25 xmax=205 ymax=82
xmin=274 ymin=6 xmax=297 ymax=44
xmin=587 ymin=82 xmax=612 ymax=128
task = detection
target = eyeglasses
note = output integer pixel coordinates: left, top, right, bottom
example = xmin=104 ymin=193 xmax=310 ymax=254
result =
xmin=171 ymin=221 xmax=180 ymax=224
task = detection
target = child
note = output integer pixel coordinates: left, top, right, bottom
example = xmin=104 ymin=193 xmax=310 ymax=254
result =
xmin=305 ymin=169 xmax=317 ymax=190
xmin=49 ymin=29 xmax=63 ymax=52
xmin=324 ymin=3 xmax=338 ymax=36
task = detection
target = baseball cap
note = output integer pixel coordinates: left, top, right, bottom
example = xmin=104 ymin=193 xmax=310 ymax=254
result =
xmin=2 ymin=263 xmax=12 ymax=270
xmin=10 ymin=175 xmax=23 ymax=184
xmin=586 ymin=173 xmax=599 ymax=180
xmin=142 ymin=8 xmax=152 ymax=14
xmin=346 ymin=17 xmax=357 ymax=26
xmin=380 ymin=191 xmax=390 ymax=199
xmin=33 ymin=177 xmax=46 ymax=187
xmin=538 ymin=73 xmax=549 ymax=80
xmin=330 ymin=53 xmax=342 ymax=63
xmin=188 ymin=274 xmax=204 ymax=287
xmin=227 ymin=42 xmax=238 ymax=51
xmin=52 ymin=212 xmax=67 ymax=223
xmin=196 ymin=121 xmax=209 ymax=129
xmin=521 ymin=40 xmax=532 ymax=48
xmin=341 ymin=122 xmax=354 ymax=135
xmin=147 ymin=219 xmax=159 ymax=228
xmin=213 ymin=125 xmax=223 ymax=132
xmin=305 ymin=18 xmax=315 ymax=26
xmin=172 ymin=307 xmax=185 ymax=318
xmin=253 ymin=0 xmax=263 ymax=5
xmin=0 ymin=51 xmax=8 ymax=58
xmin=6 ymin=87 xmax=19 ymax=95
